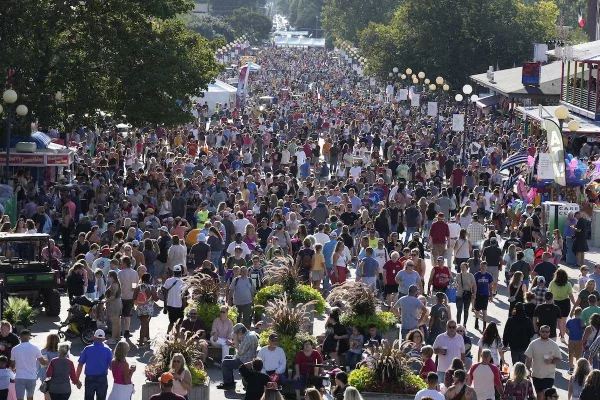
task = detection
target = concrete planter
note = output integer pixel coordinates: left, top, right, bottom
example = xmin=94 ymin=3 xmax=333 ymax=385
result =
xmin=361 ymin=393 xmax=416 ymax=400
xmin=383 ymin=326 xmax=400 ymax=344
xmin=142 ymin=377 xmax=210 ymax=400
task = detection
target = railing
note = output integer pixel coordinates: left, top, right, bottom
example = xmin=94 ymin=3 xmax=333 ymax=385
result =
xmin=562 ymin=84 xmax=598 ymax=112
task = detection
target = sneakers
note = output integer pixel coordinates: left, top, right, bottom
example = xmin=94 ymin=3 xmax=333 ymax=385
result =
xmin=217 ymin=383 xmax=235 ymax=390
xmin=124 ymin=330 xmax=132 ymax=339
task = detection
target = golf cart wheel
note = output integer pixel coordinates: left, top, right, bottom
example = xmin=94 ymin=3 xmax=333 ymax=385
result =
xmin=45 ymin=289 xmax=61 ymax=317
xmin=81 ymin=328 xmax=95 ymax=345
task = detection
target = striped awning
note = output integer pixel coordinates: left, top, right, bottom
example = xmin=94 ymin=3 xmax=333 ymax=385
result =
xmin=30 ymin=132 xmax=52 ymax=149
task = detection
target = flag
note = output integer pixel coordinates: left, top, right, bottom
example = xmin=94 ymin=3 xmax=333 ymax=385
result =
xmin=500 ymin=150 xmax=529 ymax=171
xmin=579 ymin=8 xmax=586 ymax=28
xmin=504 ymin=168 xmax=523 ymax=192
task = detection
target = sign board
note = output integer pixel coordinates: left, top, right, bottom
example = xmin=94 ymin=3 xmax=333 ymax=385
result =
xmin=240 ymin=56 xmax=256 ymax=65
xmin=411 ymin=94 xmax=420 ymax=107
xmin=427 ymin=102 xmax=438 ymax=116
xmin=522 ymin=62 xmax=541 ymax=86
xmin=398 ymin=89 xmax=408 ymax=101
xmin=46 ymin=154 xmax=71 ymax=166
xmin=543 ymin=119 xmax=566 ymax=186
xmin=537 ymin=153 xmax=554 ymax=180
xmin=0 ymin=154 xmax=45 ymax=166
xmin=452 ymin=114 xmax=465 ymax=132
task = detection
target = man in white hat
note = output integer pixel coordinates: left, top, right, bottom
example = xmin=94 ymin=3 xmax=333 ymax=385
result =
xmin=76 ymin=329 xmax=113 ymax=400
xmin=163 ymin=265 xmax=185 ymax=332
xmin=447 ymin=216 xmax=461 ymax=271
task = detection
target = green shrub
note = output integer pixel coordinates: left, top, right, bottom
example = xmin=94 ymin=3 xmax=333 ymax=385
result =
xmin=348 ymin=367 xmax=376 ymax=391
xmin=348 ymin=366 xmax=425 ymax=394
xmin=189 ymin=365 xmax=208 ymax=386
xmin=191 ymin=302 xmax=237 ymax=327
xmin=259 ymin=330 xmax=317 ymax=368
xmin=340 ymin=312 xmax=397 ymax=333
xmin=254 ymin=284 xmax=325 ymax=316
xmin=3 ymin=297 xmax=37 ymax=328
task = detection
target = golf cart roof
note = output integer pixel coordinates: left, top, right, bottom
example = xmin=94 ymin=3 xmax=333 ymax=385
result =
xmin=0 ymin=233 xmax=50 ymax=242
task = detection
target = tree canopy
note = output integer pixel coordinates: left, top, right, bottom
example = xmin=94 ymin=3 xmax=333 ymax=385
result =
xmin=0 ymin=0 xmax=222 ymax=131
xmin=225 ymin=7 xmax=273 ymax=42
xmin=276 ymin=0 xmax=323 ymax=35
xmin=182 ymin=13 xmax=237 ymax=42
xmin=209 ymin=0 xmax=267 ymax=16
xmin=359 ymin=0 xmax=558 ymax=85
xmin=321 ymin=0 xmax=397 ymax=43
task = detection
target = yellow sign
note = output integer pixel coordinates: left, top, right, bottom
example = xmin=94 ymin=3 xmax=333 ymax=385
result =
xmin=240 ymin=56 xmax=256 ymax=65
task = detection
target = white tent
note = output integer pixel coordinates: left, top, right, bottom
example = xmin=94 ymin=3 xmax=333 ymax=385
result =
xmin=193 ymin=80 xmax=237 ymax=114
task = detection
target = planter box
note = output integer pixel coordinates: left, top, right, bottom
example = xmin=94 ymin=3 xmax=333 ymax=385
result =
xmin=142 ymin=378 xmax=210 ymax=400
xmin=361 ymin=392 xmax=417 ymax=400
xmin=383 ymin=326 xmax=400 ymax=344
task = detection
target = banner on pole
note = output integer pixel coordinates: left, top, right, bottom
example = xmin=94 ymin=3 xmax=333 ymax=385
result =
xmin=543 ymin=119 xmax=566 ymax=186
xmin=537 ymin=153 xmax=554 ymax=180
xmin=428 ymin=102 xmax=438 ymax=116
xmin=411 ymin=94 xmax=420 ymax=107
xmin=236 ymin=64 xmax=249 ymax=109
xmin=452 ymin=114 xmax=465 ymax=132
xmin=399 ymin=89 xmax=408 ymax=101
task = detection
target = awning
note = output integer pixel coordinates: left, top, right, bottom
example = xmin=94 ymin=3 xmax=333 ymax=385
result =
xmin=475 ymin=95 xmax=500 ymax=109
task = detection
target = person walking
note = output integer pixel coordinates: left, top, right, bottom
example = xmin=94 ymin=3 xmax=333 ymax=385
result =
xmin=455 ymin=262 xmax=475 ymax=325
xmin=468 ymin=349 xmax=502 ymax=400
xmin=133 ymin=273 xmax=159 ymax=347
xmin=569 ymin=358 xmax=590 ymax=400
xmin=503 ymin=302 xmax=534 ymax=364
xmin=432 ymin=320 xmax=465 ymax=384
xmin=45 ymin=342 xmax=82 ymax=400
xmin=572 ymin=211 xmax=589 ymax=267
xmin=76 ymin=329 xmax=113 ymax=400
xmin=106 ymin=341 xmax=135 ymax=400
xmin=11 ymin=329 xmax=48 ymax=400
xmin=105 ymin=271 xmax=122 ymax=345
xmin=149 ymin=372 xmax=185 ymax=400
xmin=117 ymin=256 xmax=138 ymax=340
xmin=38 ymin=333 xmax=60 ymax=399
xmin=229 ymin=266 xmax=255 ymax=328
xmin=525 ymin=325 xmax=562 ymax=400
xmin=163 ymin=265 xmax=186 ymax=332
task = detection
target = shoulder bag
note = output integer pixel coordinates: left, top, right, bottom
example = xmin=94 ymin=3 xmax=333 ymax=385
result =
xmin=460 ymin=273 xmax=472 ymax=302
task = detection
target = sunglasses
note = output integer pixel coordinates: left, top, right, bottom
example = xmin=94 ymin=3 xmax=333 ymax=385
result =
xmin=540 ymin=330 xmax=550 ymax=334
xmin=173 ymin=360 xmax=182 ymax=363
xmin=220 ymin=310 xmax=227 ymax=313
xmin=448 ymin=326 xmax=457 ymax=329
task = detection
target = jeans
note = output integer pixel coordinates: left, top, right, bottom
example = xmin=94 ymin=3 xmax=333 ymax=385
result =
xmin=222 ymin=355 xmax=243 ymax=384
xmin=236 ymin=303 xmax=253 ymax=328
xmin=404 ymin=227 xmax=418 ymax=245
xmin=345 ymin=352 xmax=362 ymax=370
xmin=323 ymin=267 xmax=333 ymax=292
xmin=456 ymin=296 xmax=471 ymax=325
xmin=566 ymin=237 xmax=576 ymax=265
xmin=15 ymin=378 xmax=36 ymax=399
xmin=511 ymin=349 xmax=527 ymax=364
xmin=85 ymin=375 xmax=108 ymax=400
xmin=436 ymin=371 xmax=445 ymax=385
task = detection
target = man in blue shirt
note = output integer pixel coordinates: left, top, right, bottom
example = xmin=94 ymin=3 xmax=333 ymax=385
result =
xmin=322 ymin=233 xmax=338 ymax=292
xmin=76 ymin=329 xmax=113 ymax=400
xmin=474 ymin=261 xmax=493 ymax=332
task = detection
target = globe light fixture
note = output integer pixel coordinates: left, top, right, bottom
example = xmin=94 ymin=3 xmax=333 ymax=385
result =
xmin=436 ymin=76 xmax=444 ymax=85
xmin=462 ymin=84 xmax=473 ymax=95
xmin=3 ymin=90 xmax=17 ymax=104
xmin=455 ymin=93 xmax=463 ymax=102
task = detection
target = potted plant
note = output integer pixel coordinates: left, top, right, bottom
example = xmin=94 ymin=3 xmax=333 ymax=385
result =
xmin=184 ymin=273 xmax=238 ymax=326
xmin=3 ymin=297 xmax=37 ymax=332
xmin=348 ymin=339 xmax=426 ymax=398
xmin=326 ymin=282 xmax=396 ymax=337
xmin=257 ymin=293 xmax=318 ymax=368
xmin=143 ymin=325 xmax=210 ymax=400
xmin=254 ymin=264 xmax=326 ymax=333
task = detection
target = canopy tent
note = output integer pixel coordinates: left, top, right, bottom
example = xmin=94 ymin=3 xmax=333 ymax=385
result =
xmin=274 ymin=37 xmax=325 ymax=48
xmin=192 ymin=79 xmax=237 ymax=114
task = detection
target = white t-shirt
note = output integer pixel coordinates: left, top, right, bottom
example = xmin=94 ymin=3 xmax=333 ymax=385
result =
xmin=524 ymin=338 xmax=561 ymax=379
xmin=432 ymin=333 xmax=466 ymax=372
xmin=164 ymin=277 xmax=184 ymax=308
xmin=11 ymin=342 xmax=42 ymax=379
xmin=414 ymin=388 xmax=445 ymax=400
xmin=295 ymin=150 xmax=306 ymax=166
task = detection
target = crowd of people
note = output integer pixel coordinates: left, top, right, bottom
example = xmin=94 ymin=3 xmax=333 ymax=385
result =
xmin=2 ymin=43 xmax=599 ymax=400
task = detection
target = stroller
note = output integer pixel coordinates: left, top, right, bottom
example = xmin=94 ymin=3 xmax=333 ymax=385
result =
xmin=58 ymin=295 xmax=104 ymax=345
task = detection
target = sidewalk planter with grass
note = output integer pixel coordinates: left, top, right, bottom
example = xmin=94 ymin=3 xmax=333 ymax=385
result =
xmin=142 ymin=377 xmax=210 ymax=400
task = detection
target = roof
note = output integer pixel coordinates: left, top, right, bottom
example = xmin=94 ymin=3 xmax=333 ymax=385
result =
xmin=30 ymin=132 xmax=52 ymax=149
xmin=0 ymin=233 xmax=50 ymax=242
xmin=273 ymin=31 xmax=309 ymax=36
xmin=273 ymin=37 xmax=325 ymax=48
xmin=546 ymin=40 xmax=600 ymax=61
xmin=207 ymin=79 xmax=237 ymax=93
xmin=475 ymin=94 xmax=500 ymax=109
xmin=470 ymin=62 xmax=562 ymax=99
xmin=518 ymin=105 xmax=600 ymax=135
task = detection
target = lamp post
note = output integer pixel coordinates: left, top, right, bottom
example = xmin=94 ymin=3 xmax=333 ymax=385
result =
xmin=555 ymin=105 xmax=569 ymax=131
xmin=1 ymin=89 xmax=28 ymax=183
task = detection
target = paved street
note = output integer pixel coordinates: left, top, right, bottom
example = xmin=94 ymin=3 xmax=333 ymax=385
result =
xmin=22 ymin=237 xmax=597 ymax=399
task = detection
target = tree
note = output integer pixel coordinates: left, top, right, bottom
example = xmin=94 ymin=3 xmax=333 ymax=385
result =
xmin=183 ymin=14 xmax=236 ymax=42
xmin=359 ymin=0 xmax=558 ymax=85
xmin=226 ymin=7 xmax=273 ymax=42
xmin=321 ymin=0 xmax=397 ymax=43
xmin=209 ymin=0 xmax=266 ymax=16
xmin=0 ymin=0 xmax=222 ymax=131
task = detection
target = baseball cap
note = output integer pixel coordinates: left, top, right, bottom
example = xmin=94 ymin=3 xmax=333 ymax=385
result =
xmin=101 ymin=248 xmax=111 ymax=256
xmin=159 ymin=226 xmax=169 ymax=233
xmin=167 ymin=217 xmax=174 ymax=222
xmin=437 ymin=256 xmax=444 ymax=261
xmin=449 ymin=216 xmax=456 ymax=222
xmin=268 ymin=333 xmax=279 ymax=341
xmin=173 ymin=265 xmax=182 ymax=272
xmin=160 ymin=372 xmax=175 ymax=385
xmin=94 ymin=329 xmax=106 ymax=339
xmin=197 ymin=233 xmax=207 ymax=242
xmin=330 ymin=231 xmax=338 ymax=238
xmin=537 ymin=276 xmax=546 ymax=282
xmin=132 ymin=240 xmax=139 ymax=246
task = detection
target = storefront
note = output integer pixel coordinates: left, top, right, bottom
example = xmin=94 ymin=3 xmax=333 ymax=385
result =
xmin=0 ymin=149 xmax=76 ymax=187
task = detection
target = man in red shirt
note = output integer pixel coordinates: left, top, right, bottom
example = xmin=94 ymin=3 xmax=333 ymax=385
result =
xmin=451 ymin=165 xmax=464 ymax=190
xmin=428 ymin=256 xmax=451 ymax=295
xmin=382 ymin=250 xmax=405 ymax=307
xmin=429 ymin=213 xmax=450 ymax=262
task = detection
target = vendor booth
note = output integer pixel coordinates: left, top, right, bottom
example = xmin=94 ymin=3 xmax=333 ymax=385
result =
xmin=0 ymin=132 xmax=76 ymax=188
xmin=192 ymin=79 xmax=237 ymax=114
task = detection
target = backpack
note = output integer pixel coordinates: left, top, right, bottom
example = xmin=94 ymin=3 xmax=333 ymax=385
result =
xmin=249 ymin=268 xmax=263 ymax=291
xmin=301 ymin=249 xmax=313 ymax=268
xmin=43 ymin=215 xmax=53 ymax=234
xmin=135 ymin=286 xmax=149 ymax=306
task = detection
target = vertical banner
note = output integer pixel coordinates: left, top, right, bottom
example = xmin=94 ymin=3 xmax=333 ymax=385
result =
xmin=399 ymin=89 xmax=408 ymax=100
xmin=452 ymin=114 xmax=465 ymax=131
xmin=411 ymin=94 xmax=420 ymax=107
xmin=543 ymin=119 xmax=566 ymax=186
xmin=427 ymin=102 xmax=438 ymax=116
xmin=236 ymin=64 xmax=249 ymax=109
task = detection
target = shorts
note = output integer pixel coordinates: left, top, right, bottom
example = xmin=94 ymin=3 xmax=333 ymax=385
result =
xmin=555 ymin=298 xmax=571 ymax=318
xmin=488 ymin=266 xmax=499 ymax=283
xmin=532 ymin=377 xmax=554 ymax=393
xmin=474 ymin=294 xmax=489 ymax=311
xmin=311 ymin=269 xmax=324 ymax=282
xmin=154 ymin=260 xmax=166 ymax=277
xmin=384 ymin=284 xmax=399 ymax=295
xmin=569 ymin=339 xmax=583 ymax=360
xmin=122 ymin=299 xmax=134 ymax=317
xmin=15 ymin=378 xmax=36 ymax=399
